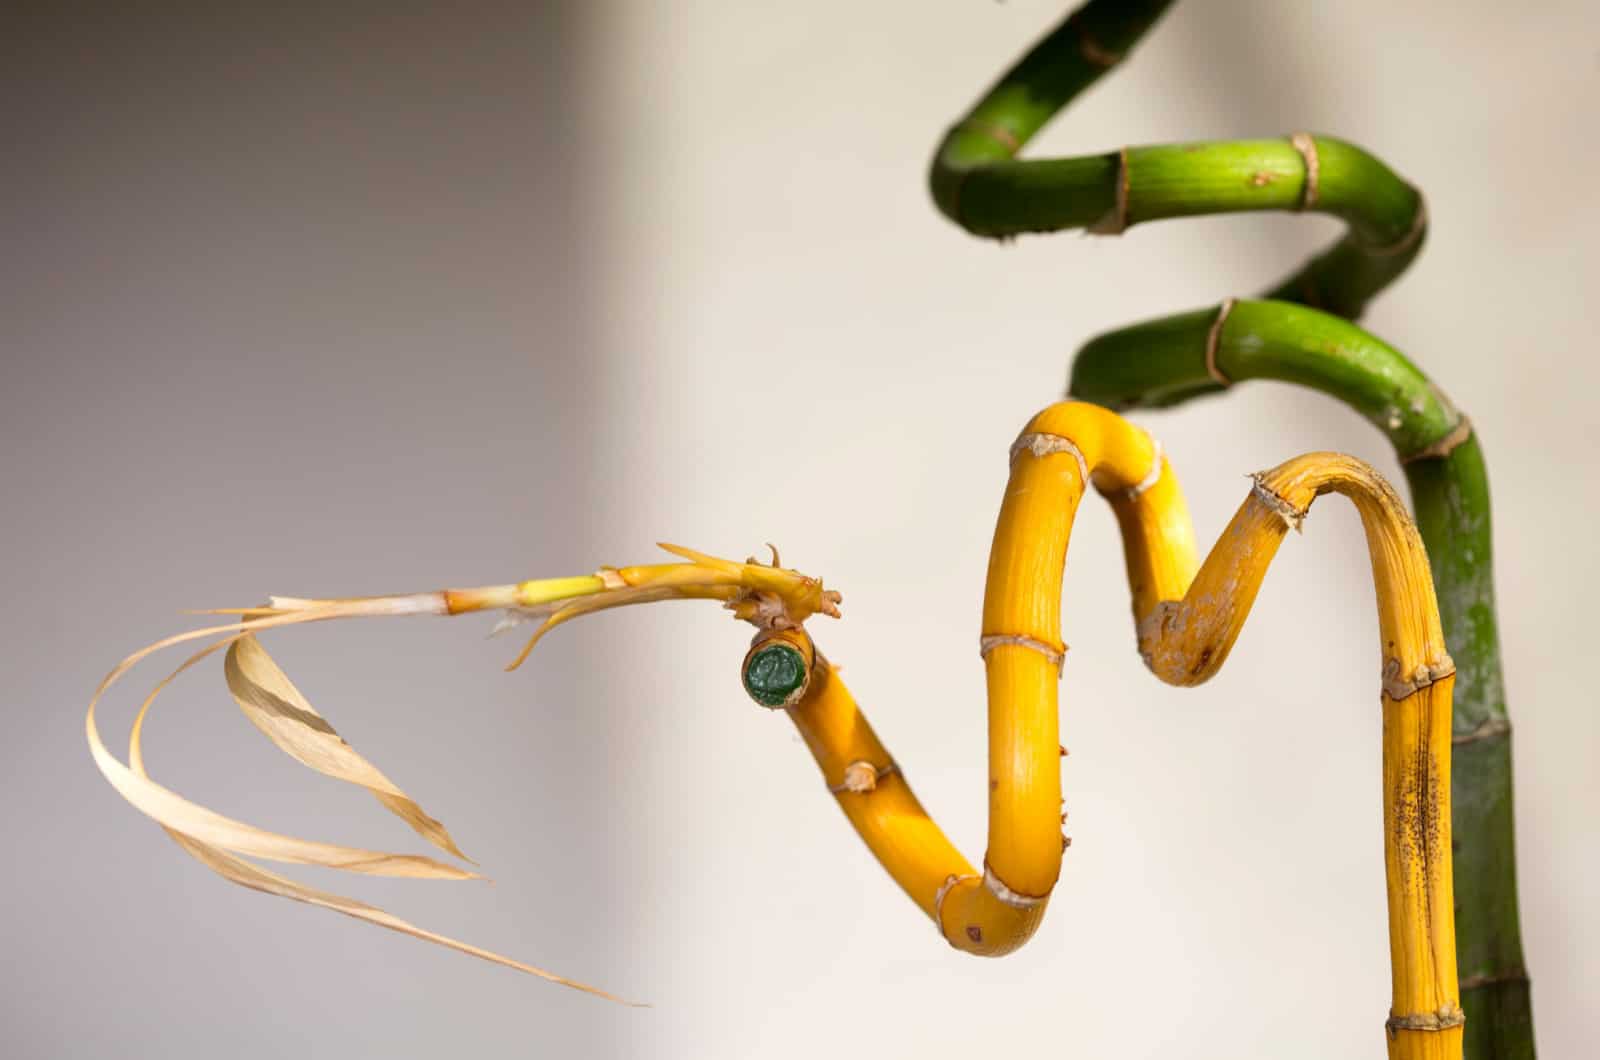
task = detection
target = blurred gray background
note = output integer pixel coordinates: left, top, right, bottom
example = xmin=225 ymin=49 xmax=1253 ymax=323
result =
xmin=4 ymin=1 xmax=1596 ymax=1057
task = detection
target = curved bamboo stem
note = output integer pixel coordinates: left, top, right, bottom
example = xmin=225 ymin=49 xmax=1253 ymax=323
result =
xmin=783 ymin=401 xmax=1459 ymax=1056
xmin=930 ymin=3 xmax=1529 ymax=1054
xmin=930 ymin=1 xmax=1424 ymax=319
xmin=86 ymin=401 xmax=1467 ymax=1053
xmin=83 ymin=550 xmax=847 ymax=1005
xmin=83 ymin=4 xmax=1527 ymax=1051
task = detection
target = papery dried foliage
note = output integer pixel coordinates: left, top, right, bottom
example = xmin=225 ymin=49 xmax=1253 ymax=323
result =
xmin=88 ymin=618 xmax=636 ymax=1004
xmin=224 ymin=634 xmax=471 ymax=862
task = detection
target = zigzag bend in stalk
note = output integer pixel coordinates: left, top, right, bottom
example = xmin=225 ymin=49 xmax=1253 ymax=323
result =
xmin=783 ymin=401 xmax=1460 ymax=1060
xmin=929 ymin=3 xmax=1528 ymax=1056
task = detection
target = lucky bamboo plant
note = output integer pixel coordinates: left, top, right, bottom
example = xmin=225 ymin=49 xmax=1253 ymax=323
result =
xmin=87 ymin=2 xmax=1529 ymax=1058
xmin=928 ymin=2 xmax=1528 ymax=1055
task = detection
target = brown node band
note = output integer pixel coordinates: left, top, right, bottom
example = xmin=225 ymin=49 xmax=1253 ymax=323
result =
xmin=1382 ymin=655 xmax=1457 ymax=701
xmin=1011 ymin=431 xmax=1090 ymax=485
xmin=1068 ymin=13 xmax=1122 ymax=68
xmin=1367 ymin=189 xmax=1429 ymax=258
xmin=1453 ymin=716 xmax=1512 ymax=747
xmin=933 ymin=872 xmax=980 ymax=937
xmin=1400 ymin=416 xmax=1472 ymax=464
xmin=1089 ymin=146 xmax=1130 ymax=235
xmin=1248 ymin=473 xmax=1308 ymax=532
xmin=983 ymin=862 xmax=1048 ymax=909
xmin=980 ymin=634 xmax=1067 ymax=671
xmin=1289 ymin=132 xmax=1320 ymax=210
xmin=1459 ymin=967 xmax=1529 ymax=991
xmin=1386 ymin=1006 xmax=1466 ymax=1039
xmin=1121 ymin=435 xmax=1164 ymax=499
xmin=1205 ymin=299 xmax=1236 ymax=385
xmin=953 ymin=118 xmax=1021 ymax=157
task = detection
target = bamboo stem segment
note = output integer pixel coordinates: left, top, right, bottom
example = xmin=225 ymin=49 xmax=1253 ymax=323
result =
xmin=930 ymin=1 xmax=1425 ymax=319
xmin=89 ymin=404 xmax=1464 ymax=1047
xmin=782 ymin=402 xmax=1459 ymax=1053
xmin=1069 ymin=301 xmax=1529 ymax=1057
xmin=932 ymin=1 xmax=1527 ymax=1052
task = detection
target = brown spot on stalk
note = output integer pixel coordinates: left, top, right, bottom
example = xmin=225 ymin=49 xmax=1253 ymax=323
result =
xmin=1392 ymin=741 xmax=1446 ymax=922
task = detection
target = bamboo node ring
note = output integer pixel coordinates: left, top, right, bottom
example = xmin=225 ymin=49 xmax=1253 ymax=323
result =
xmin=1247 ymin=472 xmax=1308 ymax=532
xmin=1368 ymin=189 xmax=1429 ymax=258
xmin=933 ymin=873 xmax=980 ymax=934
xmin=1386 ymin=1005 xmax=1466 ymax=1038
xmin=980 ymin=634 xmax=1066 ymax=670
xmin=1289 ymin=131 xmax=1320 ymax=210
xmin=953 ymin=118 xmax=1021 ymax=156
xmin=1089 ymin=146 xmax=1130 ymax=235
xmin=983 ymin=863 xmax=1048 ymax=909
xmin=1068 ymin=13 xmax=1122 ymax=68
xmin=1453 ymin=717 xmax=1511 ymax=747
xmin=1124 ymin=435 xmax=1163 ymax=498
xmin=1205 ymin=298 xmax=1235 ymax=385
xmin=1011 ymin=431 xmax=1090 ymax=486
xmin=1382 ymin=655 xmax=1456 ymax=701
xmin=1401 ymin=416 xmax=1473 ymax=464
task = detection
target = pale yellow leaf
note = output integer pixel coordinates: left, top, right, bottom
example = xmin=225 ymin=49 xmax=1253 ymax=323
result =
xmin=88 ymin=603 xmax=637 ymax=1002
xmin=224 ymin=633 xmax=470 ymax=861
xmin=160 ymin=829 xmax=639 ymax=1004
xmin=87 ymin=618 xmax=475 ymax=880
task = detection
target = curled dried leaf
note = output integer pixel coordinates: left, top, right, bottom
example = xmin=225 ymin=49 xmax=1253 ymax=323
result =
xmin=162 ymin=831 xmax=640 ymax=1004
xmin=89 ymin=546 xmax=834 ymax=1003
xmin=224 ymin=633 xmax=471 ymax=862
xmin=87 ymin=608 xmax=634 ymax=1003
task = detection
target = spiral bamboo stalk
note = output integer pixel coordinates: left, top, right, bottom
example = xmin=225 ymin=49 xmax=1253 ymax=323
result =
xmin=87 ymin=402 xmax=1466 ymax=1053
xmin=930 ymin=3 xmax=1528 ymax=1055
xmin=776 ymin=401 xmax=1460 ymax=1057
xmin=84 ymin=5 xmax=1530 ymax=1052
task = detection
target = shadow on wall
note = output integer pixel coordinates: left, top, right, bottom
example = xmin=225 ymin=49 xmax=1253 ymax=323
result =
xmin=3 ymin=3 xmax=634 ymax=1057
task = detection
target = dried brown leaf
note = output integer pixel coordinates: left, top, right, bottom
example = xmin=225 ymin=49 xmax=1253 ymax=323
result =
xmin=224 ymin=633 xmax=470 ymax=861
xmin=161 ymin=829 xmax=638 ymax=1004
xmin=87 ymin=609 xmax=638 ymax=1004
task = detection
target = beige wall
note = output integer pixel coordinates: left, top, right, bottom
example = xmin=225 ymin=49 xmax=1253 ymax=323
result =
xmin=586 ymin=1 xmax=1596 ymax=1056
xmin=5 ymin=1 xmax=1595 ymax=1057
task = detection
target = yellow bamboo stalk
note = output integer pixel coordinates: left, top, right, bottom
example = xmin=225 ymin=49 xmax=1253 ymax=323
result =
xmin=90 ymin=401 xmax=1460 ymax=1047
xmin=84 ymin=544 xmax=850 ymax=1004
xmin=776 ymin=401 xmax=1459 ymax=1055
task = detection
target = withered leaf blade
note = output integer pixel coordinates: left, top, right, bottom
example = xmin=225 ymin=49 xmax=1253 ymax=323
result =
xmin=88 ymin=604 xmax=641 ymax=1003
xmin=225 ymin=633 xmax=470 ymax=862
xmin=87 ymin=634 xmax=477 ymax=881
xmin=162 ymin=828 xmax=640 ymax=1005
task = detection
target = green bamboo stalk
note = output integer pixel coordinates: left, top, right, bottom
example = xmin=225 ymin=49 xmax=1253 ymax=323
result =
xmin=931 ymin=3 xmax=1425 ymax=319
xmin=1071 ymin=305 xmax=1532 ymax=1060
xmin=929 ymin=3 xmax=1533 ymax=1057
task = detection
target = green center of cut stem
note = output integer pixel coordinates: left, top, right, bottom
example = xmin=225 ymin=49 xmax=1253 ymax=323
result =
xmin=743 ymin=643 xmax=807 ymax=707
